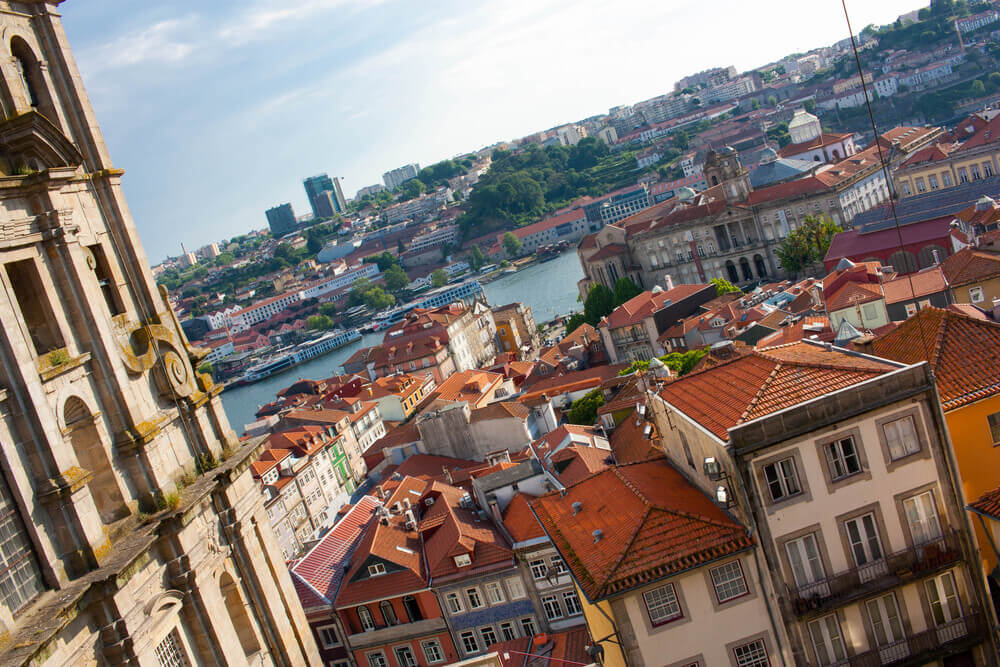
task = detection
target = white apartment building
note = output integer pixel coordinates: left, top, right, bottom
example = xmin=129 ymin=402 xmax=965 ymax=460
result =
xmin=299 ymin=263 xmax=380 ymax=300
xmin=230 ymin=290 xmax=302 ymax=331
xmin=410 ymin=224 xmax=460 ymax=252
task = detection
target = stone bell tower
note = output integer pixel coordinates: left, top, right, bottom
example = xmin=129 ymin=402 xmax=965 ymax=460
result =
xmin=0 ymin=2 xmax=319 ymax=665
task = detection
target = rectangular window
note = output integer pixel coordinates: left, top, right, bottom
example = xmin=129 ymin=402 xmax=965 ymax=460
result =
xmin=500 ymin=622 xmax=517 ymax=641
xmin=904 ymin=491 xmax=942 ymax=545
xmin=942 ymin=171 xmax=953 ymax=186
xmin=466 ymin=588 xmax=484 ymax=609
xmin=421 ymin=640 xmax=445 ymax=664
xmin=393 ymin=647 xmax=417 ymax=667
xmin=154 ymin=630 xmax=190 ymax=667
xmin=479 ymin=626 xmax=498 ymax=647
xmin=928 ymin=174 xmax=939 ymax=189
xmin=762 ymin=458 xmax=801 ymax=502
xmin=926 ymin=572 xmax=962 ymax=625
xmin=563 ymin=591 xmax=583 ymax=616
xmin=733 ymin=639 xmax=769 ymax=667
xmin=460 ymin=631 xmax=480 ymax=654
xmin=824 ymin=437 xmax=861 ymax=480
xmin=0 ymin=472 xmax=43 ymax=614
xmin=883 ymin=415 xmax=920 ymax=460
xmin=643 ymin=583 xmax=682 ymax=626
xmin=366 ymin=651 xmax=388 ymax=667
xmin=541 ymin=595 xmax=563 ymax=620
xmin=550 ymin=555 xmax=568 ymax=574
xmin=915 ymin=177 xmax=926 ymax=192
xmin=485 ymin=581 xmax=505 ymax=605
xmin=5 ymin=259 xmax=65 ymax=355
xmin=786 ymin=534 xmax=825 ymax=590
xmin=367 ymin=563 xmax=385 ymax=577
xmin=529 ymin=559 xmax=547 ymax=580
xmin=808 ymin=614 xmax=847 ymax=665
xmin=520 ymin=617 xmax=536 ymax=636
xmin=445 ymin=592 xmax=462 ymax=614
xmin=506 ymin=577 xmax=526 ymax=599
xmin=959 ymin=167 xmax=969 ymax=183
xmin=453 ymin=553 xmax=471 ymax=567
xmin=866 ymin=593 xmax=905 ymax=650
xmin=317 ymin=625 xmax=340 ymax=648
xmin=710 ymin=561 xmax=749 ymax=602
xmin=988 ymin=412 xmax=1000 ymax=445
xmin=985 ymin=162 xmax=994 ymax=178
xmin=969 ymin=286 xmax=985 ymax=303
xmin=845 ymin=514 xmax=885 ymax=580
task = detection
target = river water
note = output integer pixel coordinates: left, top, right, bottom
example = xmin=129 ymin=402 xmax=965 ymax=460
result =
xmin=220 ymin=250 xmax=584 ymax=431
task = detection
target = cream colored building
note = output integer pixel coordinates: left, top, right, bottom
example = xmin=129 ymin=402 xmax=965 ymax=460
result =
xmin=654 ymin=342 xmax=998 ymax=666
xmin=0 ymin=3 xmax=318 ymax=665
xmin=894 ymin=115 xmax=1000 ymax=198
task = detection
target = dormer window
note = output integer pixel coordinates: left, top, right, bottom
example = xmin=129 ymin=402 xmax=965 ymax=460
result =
xmin=368 ymin=562 xmax=386 ymax=577
xmin=454 ymin=553 xmax=472 ymax=568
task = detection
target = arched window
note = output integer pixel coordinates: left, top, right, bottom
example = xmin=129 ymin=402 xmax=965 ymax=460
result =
xmin=220 ymin=572 xmax=261 ymax=656
xmin=10 ymin=37 xmax=55 ymax=121
xmin=739 ymin=257 xmax=753 ymax=281
xmin=711 ymin=175 xmax=720 ymax=186
xmin=64 ymin=397 xmax=127 ymax=524
xmin=726 ymin=260 xmax=739 ymax=284
xmin=753 ymin=254 xmax=768 ymax=279
xmin=380 ymin=600 xmax=397 ymax=626
xmin=403 ymin=595 xmax=423 ymax=622
xmin=358 ymin=605 xmax=375 ymax=631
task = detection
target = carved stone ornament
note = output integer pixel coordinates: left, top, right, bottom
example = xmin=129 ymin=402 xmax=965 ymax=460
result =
xmin=118 ymin=322 xmax=197 ymax=399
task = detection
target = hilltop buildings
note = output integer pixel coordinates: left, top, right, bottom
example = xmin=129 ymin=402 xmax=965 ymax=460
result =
xmin=0 ymin=6 xmax=317 ymax=665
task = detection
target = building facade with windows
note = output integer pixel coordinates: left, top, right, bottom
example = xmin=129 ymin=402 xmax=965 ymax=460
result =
xmin=894 ymin=115 xmax=1000 ymax=200
xmin=0 ymin=5 xmax=319 ymax=665
xmin=655 ymin=341 xmax=998 ymax=666
xmin=423 ymin=484 xmax=539 ymax=661
xmin=532 ymin=460 xmax=788 ymax=667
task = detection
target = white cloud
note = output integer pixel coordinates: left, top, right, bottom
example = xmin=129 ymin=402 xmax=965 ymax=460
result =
xmin=78 ymin=17 xmax=198 ymax=74
xmin=216 ymin=0 xmax=385 ymax=45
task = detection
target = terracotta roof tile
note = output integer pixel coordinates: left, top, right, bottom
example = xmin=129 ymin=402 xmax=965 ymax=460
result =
xmin=870 ymin=307 xmax=1000 ymax=410
xmin=941 ymin=247 xmax=1000 ymax=287
xmin=658 ymin=342 xmax=896 ymax=439
xmin=969 ymin=485 xmax=1000 ymax=521
xmin=609 ymin=410 xmax=664 ymax=464
xmin=420 ymin=483 xmax=513 ymax=580
xmin=501 ymin=492 xmax=547 ymax=543
xmin=531 ymin=460 xmax=753 ymax=601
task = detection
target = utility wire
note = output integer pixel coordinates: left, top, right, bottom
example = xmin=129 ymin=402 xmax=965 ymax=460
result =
xmin=840 ymin=0 xmax=935 ymax=364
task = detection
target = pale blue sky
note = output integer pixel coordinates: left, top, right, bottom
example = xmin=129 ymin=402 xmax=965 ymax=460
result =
xmin=60 ymin=0 xmax=922 ymax=262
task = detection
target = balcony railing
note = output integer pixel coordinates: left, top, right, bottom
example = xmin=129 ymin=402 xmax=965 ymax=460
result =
xmin=790 ymin=531 xmax=963 ymax=617
xmin=846 ymin=611 xmax=985 ymax=667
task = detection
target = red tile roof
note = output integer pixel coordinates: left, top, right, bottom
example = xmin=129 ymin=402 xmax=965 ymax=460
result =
xmin=291 ymin=496 xmax=381 ymax=609
xmin=490 ymin=626 xmax=593 ymax=667
xmin=609 ymin=410 xmax=664 ymax=464
xmin=658 ymin=342 xmax=898 ymax=440
xmin=941 ymin=247 xmax=1000 ymax=287
xmin=603 ymin=284 xmax=712 ymax=329
xmin=969 ymin=485 xmax=1000 ymax=521
xmin=431 ymin=369 xmax=503 ymax=406
xmin=502 ymin=493 xmax=547 ymax=543
xmin=869 ymin=307 xmax=1000 ymax=410
xmin=519 ymin=365 xmax=626 ymax=403
xmin=420 ymin=483 xmax=514 ymax=580
xmin=531 ymin=460 xmax=753 ymax=601
xmin=548 ymin=444 xmax=614 ymax=486
xmin=880 ymin=266 xmax=948 ymax=304
xmin=777 ymin=132 xmax=852 ymax=158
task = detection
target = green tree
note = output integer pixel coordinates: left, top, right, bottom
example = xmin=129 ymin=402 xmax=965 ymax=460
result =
xmin=363 ymin=287 xmax=395 ymax=310
xmin=775 ymin=230 xmax=813 ymax=277
xmin=214 ymin=252 xmax=235 ymax=267
xmin=469 ymin=245 xmax=486 ymax=271
xmin=776 ymin=214 xmax=842 ymax=277
xmin=661 ymin=348 xmax=708 ymax=376
xmin=306 ymin=314 xmax=335 ymax=330
xmin=583 ymin=283 xmax=616 ymax=326
xmin=307 ymin=234 xmax=323 ymax=255
xmin=565 ymin=388 xmax=605 ymax=425
xmin=197 ymin=362 xmax=213 ymax=375
xmin=803 ymin=98 xmax=817 ymax=114
xmin=563 ymin=312 xmax=587 ymax=335
xmin=750 ymin=98 xmax=761 ymax=110
xmin=400 ymin=178 xmax=426 ymax=200
xmin=767 ymin=95 xmax=778 ymax=107
xmin=612 ymin=277 xmax=642 ymax=305
xmin=318 ymin=302 xmax=337 ymax=317
xmin=671 ymin=130 xmax=690 ymax=151
xmin=972 ymin=79 xmax=986 ymax=97
xmin=431 ymin=268 xmax=448 ymax=287
xmin=710 ymin=278 xmax=741 ymax=296
xmin=383 ymin=264 xmax=410 ymax=292
xmin=502 ymin=232 xmax=522 ymax=257
xmin=274 ymin=243 xmax=294 ymax=262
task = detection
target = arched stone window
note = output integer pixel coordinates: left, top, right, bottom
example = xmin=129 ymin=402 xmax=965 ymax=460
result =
xmin=917 ymin=245 xmax=946 ymax=269
xmin=64 ymin=397 xmax=127 ymax=524
xmin=10 ymin=37 xmax=56 ymax=121
xmin=725 ymin=260 xmax=739 ymax=284
xmin=753 ymin=254 xmax=768 ymax=279
xmin=380 ymin=600 xmax=397 ymax=626
xmin=739 ymin=257 xmax=753 ymax=281
xmin=887 ymin=250 xmax=918 ymax=274
xmin=220 ymin=572 xmax=261 ymax=656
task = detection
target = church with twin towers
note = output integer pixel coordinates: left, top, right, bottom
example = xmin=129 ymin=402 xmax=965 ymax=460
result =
xmin=0 ymin=1 xmax=318 ymax=664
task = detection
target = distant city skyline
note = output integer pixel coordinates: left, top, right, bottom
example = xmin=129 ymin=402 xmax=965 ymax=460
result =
xmin=62 ymin=0 xmax=922 ymax=261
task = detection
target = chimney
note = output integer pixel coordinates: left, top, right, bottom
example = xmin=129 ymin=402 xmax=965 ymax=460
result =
xmin=592 ymin=529 xmax=603 ymax=543
xmin=993 ymin=298 xmax=1000 ymax=322
xmin=442 ymin=467 xmax=454 ymax=484
xmin=571 ymin=501 xmax=583 ymax=515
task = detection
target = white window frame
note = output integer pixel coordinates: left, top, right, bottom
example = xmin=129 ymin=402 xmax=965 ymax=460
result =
xmin=358 ymin=606 xmax=375 ymax=631
xmin=459 ymin=630 xmax=480 ymax=654
xmin=808 ymin=614 xmax=847 ymax=666
xmin=823 ymin=436 xmax=861 ymax=481
xmin=445 ymin=592 xmax=463 ymax=614
xmin=506 ymin=577 xmax=526 ymax=600
xmin=903 ymin=491 xmax=943 ymax=546
xmin=366 ymin=651 xmax=388 ymax=667
xmin=465 ymin=587 xmax=484 ymax=610
xmin=499 ymin=621 xmax=517 ymax=641
xmin=969 ymin=286 xmax=985 ymax=303
xmin=926 ymin=571 xmax=962 ymax=626
xmin=421 ymin=639 xmax=445 ymax=664
xmin=368 ymin=562 xmax=386 ymax=577
xmin=883 ymin=415 xmax=920 ymax=460
xmin=733 ymin=639 xmax=769 ymax=667
xmin=710 ymin=560 xmax=749 ymax=603
xmin=845 ymin=513 xmax=886 ymax=581
xmin=529 ymin=559 xmax=547 ymax=580
xmin=454 ymin=553 xmax=471 ymax=567
xmin=485 ymin=581 xmax=505 ymax=605
xmin=392 ymin=646 xmax=417 ymax=667
xmin=762 ymin=457 xmax=801 ymax=502
xmin=866 ymin=593 xmax=906 ymax=655
xmin=562 ymin=590 xmax=583 ymax=616
xmin=643 ymin=583 xmax=682 ymax=626
xmin=786 ymin=534 xmax=826 ymax=590
xmin=541 ymin=594 xmax=563 ymax=620
xmin=316 ymin=624 xmax=341 ymax=649
xmin=479 ymin=625 xmax=498 ymax=648
xmin=520 ymin=617 xmax=536 ymax=636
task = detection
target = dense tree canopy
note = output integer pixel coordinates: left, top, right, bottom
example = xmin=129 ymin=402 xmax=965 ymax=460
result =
xmin=776 ymin=214 xmax=842 ymax=277
xmin=431 ymin=268 xmax=448 ymax=287
xmin=502 ymin=232 xmax=523 ymax=257
xmin=565 ymin=388 xmax=605 ymax=425
xmin=711 ymin=278 xmax=741 ymax=296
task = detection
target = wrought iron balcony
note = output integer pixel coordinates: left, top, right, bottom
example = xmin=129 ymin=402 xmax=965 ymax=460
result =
xmin=789 ymin=531 xmax=963 ymax=618
xmin=846 ymin=611 xmax=985 ymax=667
